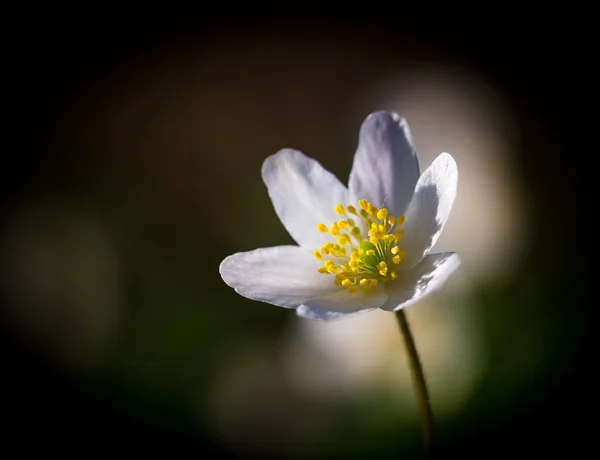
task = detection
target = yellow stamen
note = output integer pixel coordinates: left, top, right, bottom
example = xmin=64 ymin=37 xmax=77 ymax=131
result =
xmin=313 ymin=200 xmax=407 ymax=293
xmin=377 ymin=208 xmax=388 ymax=220
xmin=337 ymin=235 xmax=350 ymax=246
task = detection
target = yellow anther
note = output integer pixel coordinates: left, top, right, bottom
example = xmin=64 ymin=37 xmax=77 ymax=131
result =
xmin=376 ymin=208 xmax=388 ymax=220
xmin=337 ymin=235 xmax=350 ymax=246
xmin=383 ymin=234 xmax=395 ymax=243
xmin=314 ymin=199 xmax=407 ymax=285
xmin=368 ymin=228 xmax=380 ymax=240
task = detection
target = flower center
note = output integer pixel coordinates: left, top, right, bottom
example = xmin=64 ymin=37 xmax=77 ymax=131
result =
xmin=313 ymin=200 xmax=407 ymax=293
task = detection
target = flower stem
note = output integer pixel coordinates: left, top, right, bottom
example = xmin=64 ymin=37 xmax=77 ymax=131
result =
xmin=396 ymin=310 xmax=435 ymax=457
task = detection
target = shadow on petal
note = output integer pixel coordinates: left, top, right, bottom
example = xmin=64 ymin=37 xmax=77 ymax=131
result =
xmin=380 ymin=252 xmax=460 ymax=311
xmin=402 ymin=183 xmax=442 ymax=266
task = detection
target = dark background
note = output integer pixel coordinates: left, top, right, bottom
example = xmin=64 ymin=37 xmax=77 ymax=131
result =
xmin=2 ymin=11 xmax=589 ymax=458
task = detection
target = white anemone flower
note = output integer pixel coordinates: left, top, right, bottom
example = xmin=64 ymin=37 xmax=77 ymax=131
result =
xmin=219 ymin=111 xmax=460 ymax=320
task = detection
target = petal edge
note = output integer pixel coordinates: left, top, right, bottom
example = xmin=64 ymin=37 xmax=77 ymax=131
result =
xmin=261 ymin=149 xmax=348 ymax=249
xmin=219 ymin=245 xmax=337 ymax=308
xmin=379 ymin=252 xmax=461 ymax=312
xmin=349 ymin=111 xmax=420 ymax=216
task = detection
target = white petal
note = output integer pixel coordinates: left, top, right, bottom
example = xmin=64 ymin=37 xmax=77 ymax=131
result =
xmin=219 ymin=246 xmax=337 ymax=308
xmin=296 ymin=304 xmax=379 ymax=321
xmin=400 ymin=152 xmax=458 ymax=266
xmin=262 ymin=149 xmax=348 ymax=249
xmin=297 ymin=283 xmax=387 ymax=321
xmin=380 ymin=252 xmax=461 ymax=312
xmin=348 ymin=111 xmax=420 ymax=216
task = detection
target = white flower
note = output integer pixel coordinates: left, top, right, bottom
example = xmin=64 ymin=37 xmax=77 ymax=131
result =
xmin=219 ymin=111 xmax=460 ymax=321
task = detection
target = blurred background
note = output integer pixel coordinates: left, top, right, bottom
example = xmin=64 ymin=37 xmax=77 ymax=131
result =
xmin=2 ymin=12 xmax=588 ymax=458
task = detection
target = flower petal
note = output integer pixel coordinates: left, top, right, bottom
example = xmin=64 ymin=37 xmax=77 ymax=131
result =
xmin=296 ymin=304 xmax=379 ymax=321
xmin=297 ymin=283 xmax=387 ymax=321
xmin=262 ymin=149 xmax=348 ymax=249
xmin=348 ymin=111 xmax=420 ymax=216
xmin=379 ymin=252 xmax=461 ymax=312
xmin=219 ymin=246 xmax=337 ymax=308
xmin=400 ymin=152 xmax=458 ymax=266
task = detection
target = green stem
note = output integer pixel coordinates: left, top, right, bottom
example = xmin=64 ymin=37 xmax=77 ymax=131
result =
xmin=396 ymin=310 xmax=435 ymax=457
